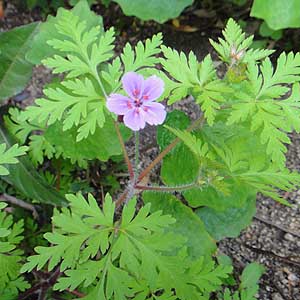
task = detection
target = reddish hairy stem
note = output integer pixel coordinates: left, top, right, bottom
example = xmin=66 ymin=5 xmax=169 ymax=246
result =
xmin=18 ymin=267 xmax=61 ymax=300
xmin=113 ymin=121 xmax=134 ymax=179
xmin=66 ymin=289 xmax=86 ymax=298
xmin=135 ymin=182 xmax=198 ymax=192
xmin=115 ymin=115 xmax=205 ymax=208
xmin=115 ymin=189 xmax=129 ymax=208
xmin=137 ymin=115 xmax=205 ymax=183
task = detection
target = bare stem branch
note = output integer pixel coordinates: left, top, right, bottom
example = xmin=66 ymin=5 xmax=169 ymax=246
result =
xmin=113 ymin=121 xmax=134 ymax=180
xmin=137 ymin=114 xmax=205 ymax=183
xmin=66 ymin=289 xmax=86 ymax=298
xmin=115 ymin=189 xmax=129 ymax=208
xmin=135 ymin=182 xmax=198 ymax=192
xmin=0 ymin=193 xmax=39 ymax=219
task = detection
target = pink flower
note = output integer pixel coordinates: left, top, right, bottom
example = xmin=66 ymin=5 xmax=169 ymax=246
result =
xmin=106 ymin=72 xmax=166 ymax=131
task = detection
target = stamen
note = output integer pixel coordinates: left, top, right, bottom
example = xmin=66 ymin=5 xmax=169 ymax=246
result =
xmin=133 ymin=89 xmax=140 ymax=96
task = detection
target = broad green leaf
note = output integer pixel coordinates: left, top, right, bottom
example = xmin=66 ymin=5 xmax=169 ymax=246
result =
xmin=70 ymin=0 xmax=96 ymax=5
xmin=184 ymin=181 xmax=254 ymax=210
xmin=26 ymin=0 xmax=103 ymax=64
xmin=195 ymin=196 xmax=256 ymax=240
xmin=0 ymin=23 xmax=39 ymax=101
xmin=182 ymin=123 xmax=262 ymax=210
xmin=143 ymin=192 xmax=216 ymax=257
xmin=113 ymin=0 xmax=193 ymax=23
xmin=184 ymin=122 xmax=298 ymax=208
xmin=259 ymin=22 xmax=283 ymax=40
xmin=44 ymin=115 xmax=131 ymax=164
xmin=251 ymin=0 xmax=300 ymax=30
xmin=157 ymin=110 xmax=199 ymax=185
xmin=0 ymin=122 xmax=66 ymax=206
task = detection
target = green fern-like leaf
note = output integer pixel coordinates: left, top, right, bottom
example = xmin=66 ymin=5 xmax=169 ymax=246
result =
xmin=195 ymin=122 xmax=300 ymax=205
xmin=21 ymin=9 xmax=115 ymax=141
xmin=22 ymin=9 xmax=164 ymax=141
xmin=5 ymin=108 xmax=55 ymax=165
xmin=42 ymin=10 xmax=114 ymax=79
xmin=4 ymin=107 xmax=45 ymax=144
xmin=194 ymin=55 xmax=232 ymax=125
xmin=0 ymin=143 xmax=28 ymax=176
xmin=21 ymin=193 xmax=231 ymax=299
xmin=0 ymin=204 xmax=30 ymax=297
xmin=211 ymin=138 xmax=300 ymax=205
xmin=101 ymin=33 xmax=163 ymax=95
xmin=161 ymin=51 xmax=231 ymax=125
xmin=160 ymin=46 xmax=199 ymax=104
xmin=248 ymin=53 xmax=300 ymax=100
xmin=235 ymin=167 xmax=300 ymax=205
xmin=164 ymin=125 xmax=208 ymax=160
xmin=209 ymin=18 xmax=274 ymax=64
xmin=5 ymin=108 xmax=130 ymax=166
xmin=23 ymin=78 xmax=105 ymax=141
xmin=228 ymin=54 xmax=300 ymax=167
xmin=219 ymin=263 xmax=264 ymax=300
xmin=121 ymin=33 xmax=163 ymax=73
xmin=44 ymin=27 xmax=115 ymax=79
xmin=29 ymin=135 xmax=56 ymax=165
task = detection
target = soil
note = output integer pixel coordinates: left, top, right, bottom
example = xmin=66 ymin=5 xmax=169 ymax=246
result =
xmin=1 ymin=2 xmax=300 ymax=300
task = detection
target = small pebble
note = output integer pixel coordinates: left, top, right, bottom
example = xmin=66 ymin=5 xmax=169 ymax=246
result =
xmin=288 ymin=273 xmax=299 ymax=286
xmin=272 ymin=293 xmax=284 ymax=300
xmin=284 ymin=233 xmax=295 ymax=241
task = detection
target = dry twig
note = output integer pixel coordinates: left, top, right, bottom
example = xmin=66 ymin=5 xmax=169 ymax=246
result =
xmin=0 ymin=193 xmax=39 ymax=219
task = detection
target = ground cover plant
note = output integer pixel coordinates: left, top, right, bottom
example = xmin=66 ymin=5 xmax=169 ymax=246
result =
xmin=1 ymin=0 xmax=300 ymax=299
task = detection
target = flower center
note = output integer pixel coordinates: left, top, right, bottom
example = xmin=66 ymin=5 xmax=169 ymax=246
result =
xmin=133 ymin=93 xmax=149 ymax=108
xmin=134 ymin=98 xmax=143 ymax=107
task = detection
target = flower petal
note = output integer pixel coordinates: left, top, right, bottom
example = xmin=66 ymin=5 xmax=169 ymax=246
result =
xmin=143 ymin=102 xmax=166 ymax=125
xmin=142 ymin=75 xmax=164 ymax=101
xmin=124 ymin=108 xmax=146 ymax=131
xmin=122 ymin=72 xmax=144 ymax=99
xmin=106 ymin=94 xmax=133 ymax=115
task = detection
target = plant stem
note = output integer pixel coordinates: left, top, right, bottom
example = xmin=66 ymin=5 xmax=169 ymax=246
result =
xmin=137 ymin=114 xmax=205 ymax=183
xmin=134 ymin=131 xmax=140 ymax=179
xmin=18 ymin=267 xmax=61 ymax=300
xmin=91 ymin=68 xmax=134 ymax=181
xmin=93 ymin=69 xmax=108 ymax=98
xmin=113 ymin=121 xmax=134 ymax=180
xmin=66 ymin=289 xmax=86 ymax=298
xmin=0 ymin=193 xmax=39 ymax=219
xmin=115 ymin=190 xmax=129 ymax=208
xmin=135 ymin=182 xmax=198 ymax=192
